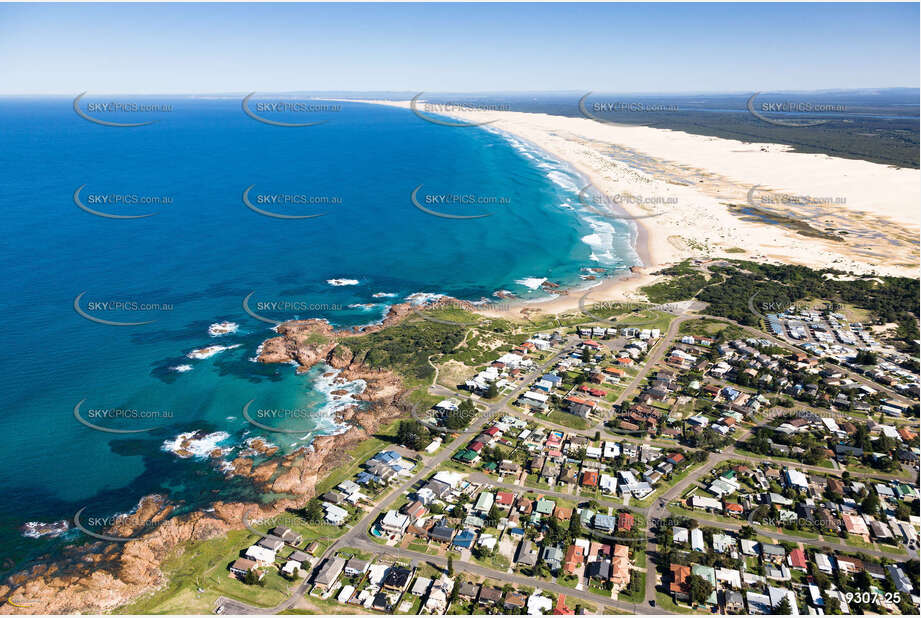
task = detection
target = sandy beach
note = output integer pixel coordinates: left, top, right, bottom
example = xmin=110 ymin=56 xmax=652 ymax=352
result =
xmin=345 ymin=98 xmax=920 ymax=315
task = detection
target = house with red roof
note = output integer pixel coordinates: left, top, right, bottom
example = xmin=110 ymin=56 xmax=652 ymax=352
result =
xmin=617 ymin=512 xmax=634 ymax=532
xmin=724 ymin=503 xmax=744 ymax=517
xmin=495 ymin=491 xmax=515 ymax=509
xmin=581 ymin=470 xmax=599 ymax=487
xmin=669 ymin=564 xmax=690 ymax=600
xmin=563 ymin=544 xmax=584 ymax=575
xmin=553 ymin=594 xmax=575 ymax=615
xmin=578 ymin=385 xmax=608 ymax=398
xmin=554 ymin=506 xmax=573 ymax=522
xmin=589 ymin=541 xmax=611 ymax=558
xmin=788 ymin=548 xmax=807 ymax=571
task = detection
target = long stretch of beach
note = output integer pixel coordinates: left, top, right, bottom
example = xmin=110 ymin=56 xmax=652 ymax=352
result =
xmin=349 ymin=98 xmax=920 ymax=315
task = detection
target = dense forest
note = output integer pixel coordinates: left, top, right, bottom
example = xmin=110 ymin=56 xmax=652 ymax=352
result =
xmin=647 ymin=260 xmax=919 ymax=352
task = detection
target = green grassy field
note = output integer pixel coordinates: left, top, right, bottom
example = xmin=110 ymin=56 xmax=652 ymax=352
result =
xmin=545 ymin=409 xmax=591 ymax=430
xmin=115 ymin=530 xmax=292 ymax=614
xmin=312 ymin=419 xmax=403 ymax=496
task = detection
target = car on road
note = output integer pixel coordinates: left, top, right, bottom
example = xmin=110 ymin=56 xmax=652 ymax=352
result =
xmin=649 ymin=600 xmax=655 ymax=607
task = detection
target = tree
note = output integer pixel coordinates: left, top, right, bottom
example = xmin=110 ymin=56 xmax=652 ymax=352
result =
xmin=447 ymin=555 xmax=454 ymax=576
xmin=774 ymin=597 xmax=792 ymax=615
xmin=486 ymin=382 xmax=499 ymax=399
xmin=686 ymin=573 xmax=713 ymax=606
xmin=397 ymin=420 xmax=428 ymax=450
xmin=302 ymin=498 xmax=324 ymax=524
xmin=738 ymin=525 xmax=756 ymax=540
xmin=244 ymin=569 xmax=264 ymax=586
xmin=568 ymin=512 xmax=583 ymax=540
xmin=861 ymin=493 xmax=879 ymax=517
xmin=446 ymin=399 xmax=477 ymax=430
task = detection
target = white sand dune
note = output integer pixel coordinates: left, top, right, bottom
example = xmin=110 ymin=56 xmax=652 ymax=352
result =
xmin=346 ymin=98 xmax=919 ymax=314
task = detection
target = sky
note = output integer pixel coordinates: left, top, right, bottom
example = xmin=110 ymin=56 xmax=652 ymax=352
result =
xmin=0 ymin=2 xmax=918 ymax=95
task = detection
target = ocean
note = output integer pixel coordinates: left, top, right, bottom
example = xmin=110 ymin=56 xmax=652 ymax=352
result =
xmin=0 ymin=96 xmax=638 ymax=568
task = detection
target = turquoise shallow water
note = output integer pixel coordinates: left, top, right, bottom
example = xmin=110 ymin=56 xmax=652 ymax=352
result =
xmin=0 ymin=97 xmax=638 ymax=567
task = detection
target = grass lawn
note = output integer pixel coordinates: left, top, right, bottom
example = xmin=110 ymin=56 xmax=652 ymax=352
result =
xmin=313 ymin=419 xmax=403 ymax=497
xmin=655 ymin=592 xmax=697 ymax=614
xmin=556 ymin=573 xmax=580 ymax=589
xmin=618 ymin=571 xmax=645 ymax=603
xmin=408 ymin=541 xmax=430 ymax=553
xmin=877 ymin=543 xmax=908 ymax=556
xmin=115 ymin=530 xmax=292 ymax=614
xmin=846 ymin=461 xmax=913 ymax=480
xmin=545 ymin=409 xmax=591 ymax=430
xmin=844 ymin=534 xmax=874 ymax=549
xmin=337 ymin=547 xmax=373 ymax=561
xmin=472 ymin=551 xmax=511 ymax=572
xmin=633 ymin=548 xmax=647 ymax=570
xmin=524 ymin=476 xmax=554 ymax=491
xmin=632 ymin=463 xmax=702 ymax=508
xmin=588 ymin=580 xmax=613 ymax=599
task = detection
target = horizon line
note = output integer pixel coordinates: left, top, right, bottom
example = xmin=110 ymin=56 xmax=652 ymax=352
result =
xmin=2 ymin=86 xmax=919 ymax=98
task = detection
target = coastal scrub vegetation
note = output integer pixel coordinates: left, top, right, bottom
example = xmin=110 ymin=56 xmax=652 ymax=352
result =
xmin=644 ymin=259 xmax=919 ymax=353
xmin=338 ymin=316 xmax=466 ymax=380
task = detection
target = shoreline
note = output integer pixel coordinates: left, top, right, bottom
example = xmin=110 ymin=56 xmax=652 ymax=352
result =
xmin=327 ymin=97 xmax=661 ymax=316
xmin=475 ymin=122 xmax=655 ymax=269
xmin=338 ymin=97 xmax=920 ymax=282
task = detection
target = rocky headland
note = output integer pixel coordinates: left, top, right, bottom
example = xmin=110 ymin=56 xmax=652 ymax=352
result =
xmin=0 ymin=300 xmax=461 ymax=614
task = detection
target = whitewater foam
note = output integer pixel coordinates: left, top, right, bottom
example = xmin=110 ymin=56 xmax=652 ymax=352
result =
xmin=515 ymin=277 xmax=547 ymax=290
xmin=161 ymin=430 xmax=232 ymax=459
xmin=187 ymin=344 xmax=241 ymax=360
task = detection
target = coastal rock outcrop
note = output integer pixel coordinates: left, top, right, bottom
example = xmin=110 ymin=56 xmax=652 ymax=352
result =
xmin=2 ymin=302 xmax=420 ymax=614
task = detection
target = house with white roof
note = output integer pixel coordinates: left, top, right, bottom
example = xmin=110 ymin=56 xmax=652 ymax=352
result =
xmin=716 ymin=567 xmax=741 ymax=589
xmin=768 ymin=586 xmax=799 ymax=615
xmin=784 ymin=468 xmax=809 ymax=491
xmin=244 ymin=544 xmax=276 ymax=566
xmin=814 ymin=553 xmax=833 ymax=574
xmin=432 ymin=470 xmax=464 ymax=488
xmin=600 ymin=474 xmax=617 ymax=494
xmin=323 ymin=503 xmax=349 ymax=526
xmin=690 ymin=528 xmax=705 ymax=552
xmin=691 ymin=495 xmax=722 ymax=512
xmin=712 ymin=533 xmax=736 ymax=555
xmin=379 ymin=510 xmax=410 ymax=535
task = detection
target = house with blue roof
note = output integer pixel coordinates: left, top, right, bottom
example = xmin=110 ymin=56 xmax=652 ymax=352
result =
xmin=452 ymin=530 xmax=476 ymax=549
xmin=594 ymin=514 xmax=616 ymax=533
xmin=356 ymin=472 xmax=381 ymax=486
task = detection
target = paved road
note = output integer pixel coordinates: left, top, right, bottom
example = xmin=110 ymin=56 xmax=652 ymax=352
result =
xmin=215 ymin=337 xmax=583 ymax=614
xmin=215 ymin=309 xmax=917 ymax=615
xmin=611 ymin=314 xmax=695 ymax=409
xmin=343 ymin=535 xmax=663 ymax=615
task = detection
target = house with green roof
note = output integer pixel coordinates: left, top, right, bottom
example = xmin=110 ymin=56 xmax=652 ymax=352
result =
xmin=692 ymin=564 xmax=718 ymax=605
xmin=536 ymin=498 xmax=556 ymax=516
xmin=454 ymin=449 xmax=478 ymax=464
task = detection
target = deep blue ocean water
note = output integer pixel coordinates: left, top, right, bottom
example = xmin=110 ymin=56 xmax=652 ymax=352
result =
xmin=0 ymin=97 xmax=637 ymax=568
